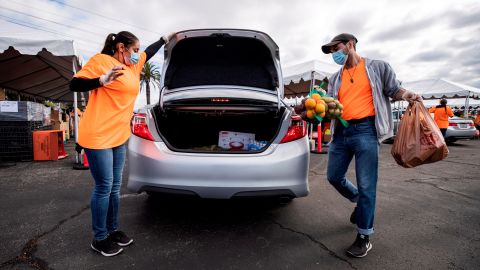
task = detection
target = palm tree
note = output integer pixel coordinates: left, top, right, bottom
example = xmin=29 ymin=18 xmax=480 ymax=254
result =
xmin=140 ymin=62 xmax=161 ymax=105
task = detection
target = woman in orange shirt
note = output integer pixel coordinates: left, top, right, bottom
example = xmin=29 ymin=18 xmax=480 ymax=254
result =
xmin=70 ymin=30 xmax=175 ymax=257
xmin=429 ymin=98 xmax=454 ymax=137
xmin=474 ymin=112 xmax=480 ymax=131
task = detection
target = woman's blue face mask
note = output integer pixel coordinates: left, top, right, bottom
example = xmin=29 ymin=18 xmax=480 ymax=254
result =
xmin=129 ymin=52 xmax=139 ymax=65
xmin=122 ymin=45 xmax=140 ymax=65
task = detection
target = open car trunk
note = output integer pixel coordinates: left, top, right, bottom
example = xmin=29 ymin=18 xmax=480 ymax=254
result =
xmin=152 ymin=104 xmax=286 ymax=153
xmin=154 ymin=30 xmax=286 ymax=153
xmin=163 ymin=31 xmax=280 ymax=91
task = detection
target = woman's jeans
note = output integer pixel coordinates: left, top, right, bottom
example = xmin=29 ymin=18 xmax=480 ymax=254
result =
xmin=85 ymin=144 xmax=126 ymax=241
xmin=327 ymin=120 xmax=379 ymax=236
xmin=440 ymin=128 xmax=447 ymax=138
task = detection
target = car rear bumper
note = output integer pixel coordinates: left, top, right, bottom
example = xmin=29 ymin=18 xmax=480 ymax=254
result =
xmin=127 ymin=136 xmax=310 ymax=199
xmin=446 ymin=128 xmax=476 ymax=139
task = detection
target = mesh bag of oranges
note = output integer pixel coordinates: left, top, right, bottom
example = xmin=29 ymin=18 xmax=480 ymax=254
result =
xmin=294 ymin=83 xmax=349 ymax=127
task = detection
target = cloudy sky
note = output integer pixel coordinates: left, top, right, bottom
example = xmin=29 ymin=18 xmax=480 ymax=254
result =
xmin=1 ymin=0 xmax=479 ymax=106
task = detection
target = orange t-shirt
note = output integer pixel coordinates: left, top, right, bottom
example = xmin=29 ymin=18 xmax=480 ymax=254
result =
xmin=474 ymin=115 xmax=480 ymax=125
xmin=429 ymin=106 xmax=453 ymax=129
xmin=338 ymin=59 xmax=375 ymax=121
xmin=75 ymin=52 xmax=147 ymax=149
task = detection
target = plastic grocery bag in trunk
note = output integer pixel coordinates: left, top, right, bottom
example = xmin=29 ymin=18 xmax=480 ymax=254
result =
xmin=391 ymin=101 xmax=448 ymax=168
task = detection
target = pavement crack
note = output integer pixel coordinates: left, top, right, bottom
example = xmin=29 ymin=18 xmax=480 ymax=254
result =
xmin=270 ymin=220 xmax=357 ymax=270
xmin=0 ymin=204 xmax=90 ymax=270
xmin=309 ymin=170 xmax=325 ymax=177
xmin=405 ymin=179 xmax=478 ymax=201
xmin=440 ymin=159 xmax=479 ymax=167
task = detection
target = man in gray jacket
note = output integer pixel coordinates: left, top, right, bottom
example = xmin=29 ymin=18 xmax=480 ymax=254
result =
xmin=320 ymin=33 xmax=421 ymax=258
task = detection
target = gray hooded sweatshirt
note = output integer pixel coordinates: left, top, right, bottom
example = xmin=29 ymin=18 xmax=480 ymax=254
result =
xmin=327 ymin=58 xmax=401 ymax=143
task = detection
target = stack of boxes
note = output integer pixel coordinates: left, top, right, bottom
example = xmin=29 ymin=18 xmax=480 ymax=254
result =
xmin=50 ymin=109 xmax=70 ymax=142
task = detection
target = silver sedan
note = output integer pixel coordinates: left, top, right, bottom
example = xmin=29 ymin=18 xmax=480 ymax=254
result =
xmin=445 ymin=116 xmax=477 ymax=142
xmin=127 ymin=29 xmax=310 ymax=200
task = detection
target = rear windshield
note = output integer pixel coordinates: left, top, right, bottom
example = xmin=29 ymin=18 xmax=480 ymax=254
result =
xmin=164 ymin=36 xmax=278 ymax=90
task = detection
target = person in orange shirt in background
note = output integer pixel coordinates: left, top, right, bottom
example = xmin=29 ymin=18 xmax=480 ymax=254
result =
xmin=429 ymin=98 xmax=454 ymax=137
xmin=70 ymin=30 xmax=175 ymax=257
xmin=474 ymin=112 xmax=480 ymax=131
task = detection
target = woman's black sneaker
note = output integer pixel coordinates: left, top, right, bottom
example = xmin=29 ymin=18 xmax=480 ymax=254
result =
xmin=91 ymin=238 xmax=123 ymax=257
xmin=346 ymin=234 xmax=372 ymax=258
xmin=108 ymin=231 xmax=134 ymax=247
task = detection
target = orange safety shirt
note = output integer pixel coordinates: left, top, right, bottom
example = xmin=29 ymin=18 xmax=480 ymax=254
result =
xmin=475 ymin=115 xmax=480 ymax=126
xmin=428 ymin=106 xmax=453 ymax=129
xmin=74 ymin=52 xmax=147 ymax=149
xmin=338 ymin=58 xmax=376 ymax=121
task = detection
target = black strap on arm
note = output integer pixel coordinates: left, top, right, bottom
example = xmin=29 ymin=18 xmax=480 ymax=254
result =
xmin=70 ymin=77 xmax=101 ymax=92
xmin=145 ymin=38 xmax=166 ymax=62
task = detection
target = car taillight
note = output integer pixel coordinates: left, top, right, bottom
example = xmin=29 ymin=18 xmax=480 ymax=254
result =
xmin=280 ymin=115 xmax=307 ymax=144
xmin=131 ymin=113 xmax=155 ymax=141
xmin=469 ymin=122 xmax=474 ymax=126
xmin=449 ymin=123 xmax=457 ymax=127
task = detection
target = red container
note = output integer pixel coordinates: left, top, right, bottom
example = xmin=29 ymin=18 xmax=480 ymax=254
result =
xmin=33 ymin=130 xmax=68 ymax=161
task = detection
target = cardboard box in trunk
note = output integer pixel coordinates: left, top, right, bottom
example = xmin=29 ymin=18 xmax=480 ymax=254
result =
xmin=218 ymin=131 xmax=255 ymax=150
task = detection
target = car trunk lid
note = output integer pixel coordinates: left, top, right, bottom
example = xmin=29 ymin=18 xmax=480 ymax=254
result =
xmin=160 ymin=29 xmax=283 ymax=109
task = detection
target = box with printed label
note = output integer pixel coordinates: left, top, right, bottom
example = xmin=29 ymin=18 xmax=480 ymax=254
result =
xmin=218 ymin=131 xmax=255 ymax=150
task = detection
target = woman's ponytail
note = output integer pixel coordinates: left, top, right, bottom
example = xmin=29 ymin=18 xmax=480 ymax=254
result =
xmin=101 ymin=33 xmax=117 ymax=55
xmin=100 ymin=31 xmax=138 ymax=56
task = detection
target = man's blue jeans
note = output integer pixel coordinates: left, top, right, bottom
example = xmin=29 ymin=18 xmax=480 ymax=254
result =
xmin=327 ymin=120 xmax=379 ymax=236
xmin=85 ymin=144 xmax=126 ymax=241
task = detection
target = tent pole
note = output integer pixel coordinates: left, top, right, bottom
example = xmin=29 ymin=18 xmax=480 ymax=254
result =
xmin=465 ymin=93 xmax=470 ymax=118
xmin=309 ymin=71 xmax=314 ymax=92
xmin=72 ymin=61 xmax=80 ymax=163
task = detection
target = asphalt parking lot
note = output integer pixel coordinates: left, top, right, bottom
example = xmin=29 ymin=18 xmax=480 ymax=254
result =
xmin=0 ymin=140 xmax=479 ymax=270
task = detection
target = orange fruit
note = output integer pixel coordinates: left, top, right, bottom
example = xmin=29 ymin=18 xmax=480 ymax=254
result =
xmin=306 ymin=110 xmax=315 ymax=119
xmin=320 ymin=112 xmax=326 ymax=118
xmin=311 ymin=93 xmax=321 ymax=101
xmin=304 ymin=98 xmax=316 ymax=110
xmin=315 ymin=103 xmax=325 ymax=114
xmin=317 ymin=99 xmax=326 ymax=106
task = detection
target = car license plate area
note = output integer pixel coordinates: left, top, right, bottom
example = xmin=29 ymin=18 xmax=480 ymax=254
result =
xmin=458 ymin=124 xmax=468 ymax=129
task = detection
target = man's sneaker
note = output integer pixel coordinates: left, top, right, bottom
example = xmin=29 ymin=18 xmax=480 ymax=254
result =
xmin=346 ymin=234 xmax=372 ymax=258
xmin=91 ymin=238 xmax=123 ymax=257
xmin=108 ymin=231 xmax=134 ymax=247
xmin=350 ymin=207 xmax=357 ymax=224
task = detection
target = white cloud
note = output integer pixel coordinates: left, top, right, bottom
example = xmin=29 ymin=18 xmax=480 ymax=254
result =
xmin=1 ymin=0 xmax=479 ymax=108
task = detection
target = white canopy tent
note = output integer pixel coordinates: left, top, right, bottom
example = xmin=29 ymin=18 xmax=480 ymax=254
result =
xmin=402 ymin=78 xmax=480 ymax=116
xmin=0 ymin=37 xmax=84 ymax=163
xmin=393 ymin=98 xmax=480 ymax=110
xmin=283 ymin=60 xmax=338 ymax=99
xmin=403 ymin=78 xmax=480 ymax=99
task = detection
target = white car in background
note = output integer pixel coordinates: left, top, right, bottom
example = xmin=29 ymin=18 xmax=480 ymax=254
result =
xmin=387 ymin=111 xmax=476 ymax=143
xmin=445 ymin=116 xmax=476 ymax=142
